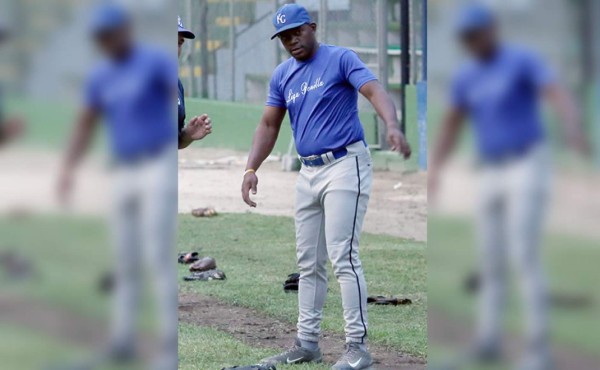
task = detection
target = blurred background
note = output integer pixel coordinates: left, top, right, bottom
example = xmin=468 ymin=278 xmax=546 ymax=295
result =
xmin=177 ymin=0 xmax=428 ymax=171
xmin=428 ymin=0 xmax=600 ymax=369
xmin=0 ymin=0 xmax=175 ymax=369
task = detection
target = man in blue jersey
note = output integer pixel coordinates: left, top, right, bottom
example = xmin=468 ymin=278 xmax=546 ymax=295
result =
xmin=57 ymin=4 xmax=178 ymax=369
xmin=241 ymin=4 xmax=411 ymax=369
xmin=429 ymin=3 xmax=588 ymax=370
xmin=178 ymin=16 xmax=212 ymax=149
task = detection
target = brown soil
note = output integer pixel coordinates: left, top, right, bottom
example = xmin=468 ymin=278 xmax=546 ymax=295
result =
xmin=178 ymin=148 xmax=427 ymax=242
xmin=179 ymin=292 xmax=426 ymax=370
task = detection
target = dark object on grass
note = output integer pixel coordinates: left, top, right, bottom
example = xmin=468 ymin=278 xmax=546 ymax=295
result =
xmin=549 ymin=292 xmax=593 ymax=309
xmin=463 ymin=270 xmax=481 ymax=294
xmin=367 ymin=296 xmax=412 ymax=306
xmin=0 ymin=250 xmax=34 ymax=281
xmin=192 ymin=207 xmax=218 ymax=217
xmin=190 ymin=256 xmax=217 ymax=272
xmin=221 ymin=365 xmax=276 ymax=370
xmin=283 ymin=272 xmax=300 ymax=293
xmin=178 ymin=251 xmax=200 ymax=264
xmin=183 ymin=268 xmax=226 ymax=281
xmin=98 ymin=271 xmax=115 ymax=294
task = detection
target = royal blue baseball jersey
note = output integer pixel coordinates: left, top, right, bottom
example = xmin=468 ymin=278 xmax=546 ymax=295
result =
xmin=451 ymin=44 xmax=555 ymax=161
xmin=85 ymin=44 xmax=177 ymax=161
xmin=266 ymin=44 xmax=377 ymax=157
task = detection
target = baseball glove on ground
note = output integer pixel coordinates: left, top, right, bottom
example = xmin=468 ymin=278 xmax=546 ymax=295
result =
xmin=183 ymin=269 xmax=226 ymax=281
xmin=283 ymin=272 xmax=300 ymax=293
xmin=189 ymin=256 xmax=217 ymax=272
xmin=367 ymin=295 xmax=412 ymax=306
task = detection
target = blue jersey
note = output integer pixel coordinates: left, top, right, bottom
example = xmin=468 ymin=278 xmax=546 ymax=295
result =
xmin=266 ymin=44 xmax=377 ymax=157
xmin=451 ymin=44 xmax=555 ymax=161
xmin=85 ymin=45 xmax=177 ymax=161
xmin=178 ymin=79 xmax=186 ymax=140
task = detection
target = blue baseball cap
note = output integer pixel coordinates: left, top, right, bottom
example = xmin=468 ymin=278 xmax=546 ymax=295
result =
xmin=455 ymin=3 xmax=496 ymax=35
xmin=90 ymin=3 xmax=131 ymax=36
xmin=271 ymin=4 xmax=312 ymax=40
xmin=178 ymin=16 xmax=195 ymax=39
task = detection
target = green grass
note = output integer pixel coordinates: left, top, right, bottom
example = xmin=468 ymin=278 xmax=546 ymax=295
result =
xmin=177 ymin=213 xmax=427 ymax=360
xmin=179 ymin=324 xmax=332 ymax=370
xmin=428 ymin=215 xmax=600 ymax=355
xmin=184 ymin=87 xmax=420 ymax=170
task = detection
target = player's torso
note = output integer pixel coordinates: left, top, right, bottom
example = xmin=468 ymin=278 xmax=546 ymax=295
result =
xmin=277 ymin=46 xmax=364 ymax=156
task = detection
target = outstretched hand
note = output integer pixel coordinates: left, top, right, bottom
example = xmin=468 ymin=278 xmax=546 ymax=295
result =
xmin=387 ymin=126 xmax=411 ymax=159
xmin=185 ymin=114 xmax=212 ymax=141
xmin=241 ymin=172 xmax=258 ymax=208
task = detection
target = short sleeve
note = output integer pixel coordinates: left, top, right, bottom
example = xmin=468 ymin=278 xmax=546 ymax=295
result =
xmin=522 ymin=50 xmax=555 ymax=90
xmin=266 ymin=69 xmax=286 ymax=108
xmin=340 ymin=50 xmax=377 ymax=90
xmin=84 ymin=71 xmax=102 ymax=111
xmin=450 ymin=73 xmax=467 ymax=110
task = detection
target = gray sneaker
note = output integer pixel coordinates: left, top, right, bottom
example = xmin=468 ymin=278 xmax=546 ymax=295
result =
xmin=259 ymin=339 xmax=322 ymax=366
xmin=332 ymin=343 xmax=374 ymax=370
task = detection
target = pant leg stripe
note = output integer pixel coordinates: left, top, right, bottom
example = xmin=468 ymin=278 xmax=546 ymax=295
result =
xmin=349 ymin=156 xmax=367 ymax=342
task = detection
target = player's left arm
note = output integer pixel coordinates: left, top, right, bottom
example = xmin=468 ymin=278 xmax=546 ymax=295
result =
xmin=543 ymin=83 xmax=590 ymax=155
xmin=359 ymin=80 xmax=411 ymax=159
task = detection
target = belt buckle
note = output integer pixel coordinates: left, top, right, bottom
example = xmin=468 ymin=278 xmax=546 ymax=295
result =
xmin=304 ymin=155 xmax=320 ymax=161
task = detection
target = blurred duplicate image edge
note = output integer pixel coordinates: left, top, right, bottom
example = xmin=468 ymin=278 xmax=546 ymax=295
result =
xmin=176 ymin=1 xmax=427 ymax=370
xmin=428 ymin=1 xmax=599 ymax=370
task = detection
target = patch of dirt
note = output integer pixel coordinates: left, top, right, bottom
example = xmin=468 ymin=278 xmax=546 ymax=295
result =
xmin=179 ymin=292 xmax=426 ymax=369
xmin=428 ymin=308 xmax=600 ymax=369
xmin=434 ymin=158 xmax=600 ymax=240
xmin=178 ymin=148 xmax=427 ymax=242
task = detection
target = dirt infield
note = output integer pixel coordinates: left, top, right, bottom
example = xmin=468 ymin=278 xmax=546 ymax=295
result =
xmin=179 ymin=292 xmax=426 ymax=370
xmin=178 ymin=148 xmax=427 ymax=242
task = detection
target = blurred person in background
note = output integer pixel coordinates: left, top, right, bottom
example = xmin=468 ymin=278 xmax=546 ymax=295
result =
xmin=429 ymin=2 xmax=588 ymax=370
xmin=56 ymin=3 xmax=178 ymax=370
xmin=178 ymin=15 xmax=212 ymax=149
xmin=0 ymin=23 xmax=24 ymax=147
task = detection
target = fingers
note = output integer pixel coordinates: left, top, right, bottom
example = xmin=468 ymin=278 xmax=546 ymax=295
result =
xmin=241 ymin=177 xmax=257 ymax=208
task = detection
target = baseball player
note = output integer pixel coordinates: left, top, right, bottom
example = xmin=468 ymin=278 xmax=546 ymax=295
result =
xmin=57 ymin=4 xmax=178 ymax=369
xmin=241 ymin=4 xmax=410 ymax=369
xmin=178 ymin=16 xmax=212 ymax=149
xmin=429 ymin=4 xmax=588 ymax=370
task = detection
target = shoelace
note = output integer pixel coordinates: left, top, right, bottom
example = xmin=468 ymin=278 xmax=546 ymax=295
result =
xmin=339 ymin=343 xmax=361 ymax=361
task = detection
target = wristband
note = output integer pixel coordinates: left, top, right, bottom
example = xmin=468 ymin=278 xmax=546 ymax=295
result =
xmin=244 ymin=169 xmax=256 ymax=176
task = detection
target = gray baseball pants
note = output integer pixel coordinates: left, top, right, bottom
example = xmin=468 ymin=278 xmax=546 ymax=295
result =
xmin=476 ymin=144 xmax=550 ymax=364
xmin=109 ymin=145 xmax=178 ymax=369
xmin=295 ymin=141 xmax=372 ymax=344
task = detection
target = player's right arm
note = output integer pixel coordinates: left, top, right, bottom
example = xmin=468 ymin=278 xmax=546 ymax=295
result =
xmin=241 ymin=106 xmax=287 ymax=207
xmin=57 ymin=107 xmax=100 ymax=204
xmin=429 ymin=107 xmax=465 ymax=200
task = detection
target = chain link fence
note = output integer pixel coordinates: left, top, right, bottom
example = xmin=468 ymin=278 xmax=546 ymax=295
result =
xmin=178 ymin=0 xmax=425 ymax=102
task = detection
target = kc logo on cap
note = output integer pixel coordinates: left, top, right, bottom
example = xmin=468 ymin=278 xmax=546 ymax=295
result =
xmin=271 ymin=3 xmax=312 ymax=40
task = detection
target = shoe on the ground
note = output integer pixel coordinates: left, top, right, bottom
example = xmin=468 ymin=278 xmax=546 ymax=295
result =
xmin=332 ymin=343 xmax=373 ymax=370
xmin=259 ymin=339 xmax=322 ymax=365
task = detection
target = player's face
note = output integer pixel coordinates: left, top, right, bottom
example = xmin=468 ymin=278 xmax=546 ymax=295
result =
xmin=95 ymin=25 xmax=132 ymax=59
xmin=460 ymin=25 xmax=498 ymax=59
xmin=178 ymin=36 xmax=185 ymax=58
xmin=278 ymin=23 xmax=318 ymax=61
